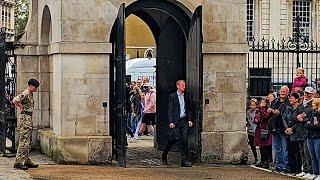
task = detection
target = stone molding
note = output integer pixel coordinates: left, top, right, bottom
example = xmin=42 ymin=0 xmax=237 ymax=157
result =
xmin=15 ymin=42 xmax=113 ymax=56
xmin=202 ymin=42 xmax=249 ymax=54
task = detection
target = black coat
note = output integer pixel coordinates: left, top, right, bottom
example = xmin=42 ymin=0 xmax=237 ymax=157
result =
xmin=306 ymin=110 xmax=320 ymax=139
xmin=168 ymin=92 xmax=193 ymax=125
xmin=282 ymin=103 xmax=307 ymax=142
xmin=270 ymin=97 xmax=290 ymax=134
xmin=131 ymin=93 xmax=141 ymax=116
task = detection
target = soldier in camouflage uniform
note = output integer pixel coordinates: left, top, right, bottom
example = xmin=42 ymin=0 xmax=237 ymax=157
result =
xmin=12 ymin=79 xmax=40 ymax=170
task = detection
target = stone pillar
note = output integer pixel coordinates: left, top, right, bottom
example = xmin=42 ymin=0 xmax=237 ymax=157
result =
xmin=6 ymin=5 xmax=9 ymax=28
xmin=270 ymin=0 xmax=281 ymax=39
xmin=11 ymin=5 xmax=14 ymax=30
xmin=202 ymin=0 xmax=248 ymax=163
xmin=261 ymin=0 xmax=270 ymax=39
xmin=0 ymin=4 xmax=2 ymax=27
xmin=4 ymin=4 xmax=6 ymax=28
xmin=16 ymin=0 xmax=116 ymax=164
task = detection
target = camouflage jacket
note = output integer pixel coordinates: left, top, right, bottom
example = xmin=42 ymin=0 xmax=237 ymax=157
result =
xmin=12 ymin=88 xmax=34 ymax=113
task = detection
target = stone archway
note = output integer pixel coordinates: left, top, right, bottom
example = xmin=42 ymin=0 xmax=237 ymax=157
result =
xmin=15 ymin=0 xmax=249 ymax=165
xmin=109 ymin=1 xmax=204 ymax=166
xmin=38 ymin=5 xmax=52 ymax=129
xmin=40 ymin=5 xmax=52 ymax=45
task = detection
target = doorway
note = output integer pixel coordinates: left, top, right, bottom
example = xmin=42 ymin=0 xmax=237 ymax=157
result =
xmin=110 ymin=0 xmax=203 ymax=167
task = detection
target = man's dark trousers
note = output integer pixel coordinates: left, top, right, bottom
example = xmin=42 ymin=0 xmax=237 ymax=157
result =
xmin=163 ymin=118 xmax=188 ymax=161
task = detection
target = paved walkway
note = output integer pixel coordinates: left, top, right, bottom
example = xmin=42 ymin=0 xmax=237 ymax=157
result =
xmin=0 ymin=155 xmax=32 ymax=180
xmin=0 ymin=151 xmax=55 ymax=180
xmin=126 ymin=135 xmax=180 ymax=167
xmin=0 ymin=136 xmax=297 ymax=180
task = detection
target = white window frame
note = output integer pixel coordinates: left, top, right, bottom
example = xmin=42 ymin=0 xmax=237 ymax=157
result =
xmin=247 ymin=0 xmax=255 ymax=42
xmin=292 ymin=0 xmax=312 ymax=41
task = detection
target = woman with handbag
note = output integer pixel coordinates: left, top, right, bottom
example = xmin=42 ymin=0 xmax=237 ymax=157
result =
xmin=254 ymin=98 xmax=272 ymax=169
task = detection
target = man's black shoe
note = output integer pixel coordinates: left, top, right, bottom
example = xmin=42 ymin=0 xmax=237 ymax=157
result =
xmin=181 ymin=161 xmax=192 ymax=167
xmin=13 ymin=163 xmax=28 ymax=170
xmin=25 ymin=162 xmax=39 ymax=168
xmin=162 ymin=153 xmax=168 ymax=165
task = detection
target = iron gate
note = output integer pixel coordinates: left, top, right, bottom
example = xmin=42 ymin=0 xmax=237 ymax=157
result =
xmin=247 ymin=16 xmax=320 ymax=97
xmin=0 ymin=29 xmax=17 ymax=156
xmin=110 ymin=3 xmax=127 ymax=167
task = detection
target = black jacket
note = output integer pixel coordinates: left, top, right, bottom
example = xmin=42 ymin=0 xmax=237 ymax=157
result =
xmin=306 ymin=110 xmax=320 ymax=139
xmin=282 ymin=103 xmax=307 ymax=142
xmin=168 ymin=92 xmax=193 ymax=125
xmin=270 ymin=97 xmax=290 ymax=134
xmin=126 ymin=86 xmax=133 ymax=113
xmin=131 ymin=93 xmax=141 ymax=116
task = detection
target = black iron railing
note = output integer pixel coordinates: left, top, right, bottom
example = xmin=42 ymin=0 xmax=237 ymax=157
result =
xmin=0 ymin=27 xmax=17 ymax=156
xmin=247 ymin=16 xmax=320 ymax=97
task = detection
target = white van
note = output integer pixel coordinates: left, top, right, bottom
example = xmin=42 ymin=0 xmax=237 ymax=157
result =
xmin=126 ymin=58 xmax=156 ymax=87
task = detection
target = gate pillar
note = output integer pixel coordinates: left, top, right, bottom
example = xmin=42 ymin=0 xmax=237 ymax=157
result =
xmin=15 ymin=0 xmax=118 ymax=164
xmin=201 ymin=0 xmax=248 ymax=163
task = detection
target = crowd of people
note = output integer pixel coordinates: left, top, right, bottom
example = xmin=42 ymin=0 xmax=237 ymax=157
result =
xmin=246 ymin=67 xmax=320 ymax=180
xmin=126 ymin=77 xmax=156 ymax=141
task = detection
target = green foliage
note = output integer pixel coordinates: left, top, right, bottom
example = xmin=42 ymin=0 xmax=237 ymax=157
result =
xmin=14 ymin=0 xmax=29 ymax=41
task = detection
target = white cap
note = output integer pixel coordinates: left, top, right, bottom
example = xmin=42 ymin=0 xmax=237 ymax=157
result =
xmin=305 ymin=86 xmax=314 ymax=94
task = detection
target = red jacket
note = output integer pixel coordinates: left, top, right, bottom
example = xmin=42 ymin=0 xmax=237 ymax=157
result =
xmin=254 ymin=107 xmax=272 ymax=146
xmin=293 ymin=75 xmax=308 ymax=89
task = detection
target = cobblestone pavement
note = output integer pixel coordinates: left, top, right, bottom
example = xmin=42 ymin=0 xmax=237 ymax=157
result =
xmin=126 ymin=135 xmax=181 ymax=167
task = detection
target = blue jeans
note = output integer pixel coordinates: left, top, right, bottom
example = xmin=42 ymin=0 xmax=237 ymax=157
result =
xmin=307 ymin=138 xmax=320 ymax=175
xmin=126 ymin=113 xmax=134 ymax=137
xmin=273 ymin=133 xmax=288 ymax=170
xmin=130 ymin=114 xmax=140 ymax=134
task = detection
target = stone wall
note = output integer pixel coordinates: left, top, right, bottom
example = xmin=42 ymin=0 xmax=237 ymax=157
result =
xmin=15 ymin=0 xmax=249 ymax=164
xmin=202 ymin=0 xmax=248 ymax=163
xmin=261 ymin=0 xmax=270 ymax=39
xmin=16 ymin=0 xmax=114 ymax=164
xmin=255 ymin=0 xmax=320 ymax=40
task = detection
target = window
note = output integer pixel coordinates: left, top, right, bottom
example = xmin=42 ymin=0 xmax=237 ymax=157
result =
xmin=247 ymin=0 xmax=254 ymax=42
xmin=292 ymin=0 xmax=311 ymax=41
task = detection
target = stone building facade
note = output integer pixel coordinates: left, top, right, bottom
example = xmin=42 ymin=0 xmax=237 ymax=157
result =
xmin=247 ymin=0 xmax=320 ymax=92
xmin=16 ymin=0 xmax=248 ymax=164
xmin=1 ymin=0 xmax=14 ymax=40
xmin=248 ymin=0 xmax=320 ymax=41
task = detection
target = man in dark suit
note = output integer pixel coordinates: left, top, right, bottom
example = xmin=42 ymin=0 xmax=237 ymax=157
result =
xmin=162 ymin=80 xmax=193 ymax=167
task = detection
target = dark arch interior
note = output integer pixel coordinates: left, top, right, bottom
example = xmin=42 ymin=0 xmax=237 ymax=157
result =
xmin=125 ymin=0 xmax=192 ymax=150
xmin=109 ymin=0 xmax=193 ymax=154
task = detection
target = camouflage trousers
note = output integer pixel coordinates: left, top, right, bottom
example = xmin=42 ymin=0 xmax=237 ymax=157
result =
xmin=15 ymin=114 xmax=33 ymax=164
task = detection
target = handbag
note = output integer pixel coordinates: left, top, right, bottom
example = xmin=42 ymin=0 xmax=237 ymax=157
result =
xmin=168 ymin=128 xmax=180 ymax=141
xmin=260 ymin=129 xmax=269 ymax=140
